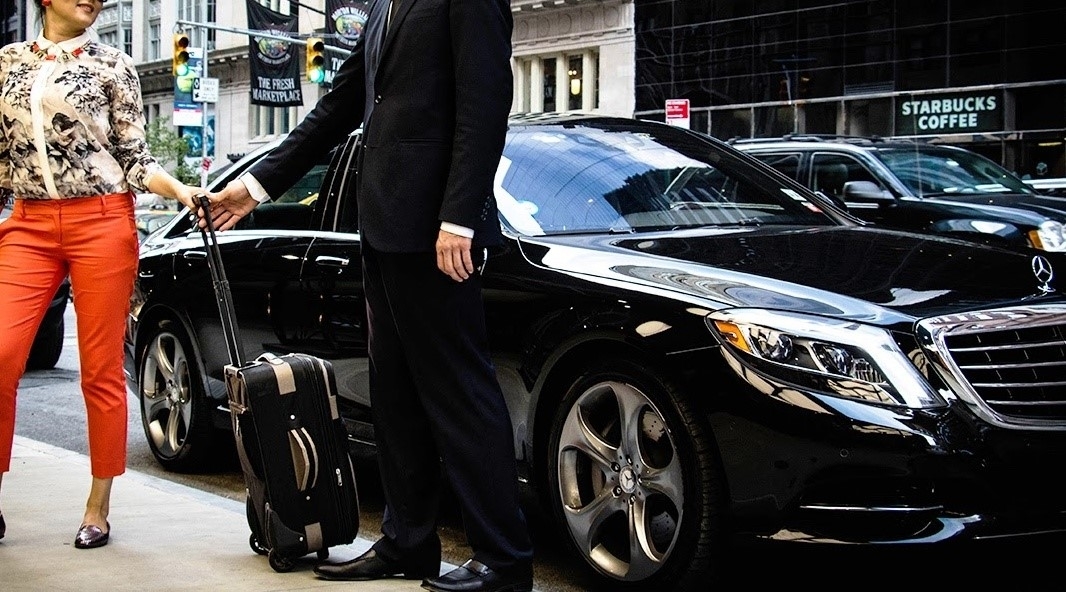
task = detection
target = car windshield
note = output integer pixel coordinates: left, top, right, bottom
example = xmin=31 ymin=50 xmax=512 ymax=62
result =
xmin=875 ymin=147 xmax=1036 ymax=197
xmin=496 ymin=122 xmax=836 ymax=236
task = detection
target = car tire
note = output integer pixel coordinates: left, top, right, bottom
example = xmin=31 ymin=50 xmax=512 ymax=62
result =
xmin=26 ymin=316 xmax=64 ymax=370
xmin=137 ymin=319 xmax=219 ymax=473
xmin=546 ymin=357 xmax=726 ymax=590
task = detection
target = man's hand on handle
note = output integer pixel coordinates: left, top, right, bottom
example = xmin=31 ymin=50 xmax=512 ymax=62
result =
xmin=204 ymin=179 xmax=260 ymax=231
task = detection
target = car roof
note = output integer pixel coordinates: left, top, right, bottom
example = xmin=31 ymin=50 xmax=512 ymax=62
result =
xmin=729 ymin=135 xmax=967 ymax=154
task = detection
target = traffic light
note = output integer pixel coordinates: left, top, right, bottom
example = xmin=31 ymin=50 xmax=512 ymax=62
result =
xmin=172 ymin=33 xmax=190 ymax=77
xmin=306 ymin=38 xmax=325 ymax=84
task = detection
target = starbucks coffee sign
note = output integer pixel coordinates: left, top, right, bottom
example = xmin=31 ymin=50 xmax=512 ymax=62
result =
xmin=896 ymin=91 xmax=1002 ymax=135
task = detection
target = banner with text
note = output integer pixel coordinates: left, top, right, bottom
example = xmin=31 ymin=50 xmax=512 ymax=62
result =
xmin=246 ymin=0 xmax=303 ymax=107
xmin=323 ymin=0 xmax=370 ymax=86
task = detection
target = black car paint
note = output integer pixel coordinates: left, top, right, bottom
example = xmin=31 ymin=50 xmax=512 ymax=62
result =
xmin=126 ymin=117 xmax=1066 ymax=589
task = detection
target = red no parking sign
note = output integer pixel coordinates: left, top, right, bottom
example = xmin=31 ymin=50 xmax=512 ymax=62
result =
xmin=665 ymin=98 xmax=690 ymax=129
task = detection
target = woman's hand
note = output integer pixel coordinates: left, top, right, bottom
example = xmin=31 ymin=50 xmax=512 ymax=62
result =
xmin=172 ymin=184 xmax=204 ymax=212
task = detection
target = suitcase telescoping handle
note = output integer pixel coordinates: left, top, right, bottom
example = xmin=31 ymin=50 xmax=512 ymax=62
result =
xmin=196 ymin=194 xmax=245 ymax=367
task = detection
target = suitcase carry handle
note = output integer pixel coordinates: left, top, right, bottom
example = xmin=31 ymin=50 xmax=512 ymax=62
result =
xmin=196 ymin=194 xmax=245 ymax=367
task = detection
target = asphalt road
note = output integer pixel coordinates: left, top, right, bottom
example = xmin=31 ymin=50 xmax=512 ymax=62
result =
xmin=12 ymin=306 xmax=1065 ymax=590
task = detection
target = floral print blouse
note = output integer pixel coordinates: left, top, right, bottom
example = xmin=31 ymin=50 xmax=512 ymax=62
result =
xmin=0 ymin=32 xmax=163 ymax=200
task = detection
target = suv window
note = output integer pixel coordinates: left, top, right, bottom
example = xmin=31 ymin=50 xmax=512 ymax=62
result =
xmin=756 ymin=153 xmax=801 ymax=182
xmin=810 ymin=153 xmax=883 ymax=202
xmin=873 ymin=148 xmax=1035 ymax=197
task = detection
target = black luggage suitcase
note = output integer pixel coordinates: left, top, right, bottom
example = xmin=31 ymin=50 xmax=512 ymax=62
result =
xmin=196 ymin=196 xmax=360 ymax=572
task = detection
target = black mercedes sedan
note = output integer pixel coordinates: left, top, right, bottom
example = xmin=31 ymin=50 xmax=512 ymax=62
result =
xmin=125 ymin=114 xmax=1066 ymax=590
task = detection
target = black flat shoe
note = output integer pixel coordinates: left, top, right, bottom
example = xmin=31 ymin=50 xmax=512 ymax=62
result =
xmin=314 ymin=548 xmax=439 ymax=581
xmin=74 ymin=522 xmax=110 ymax=549
xmin=422 ymin=559 xmax=533 ymax=592
xmin=0 ymin=512 xmax=6 ymax=540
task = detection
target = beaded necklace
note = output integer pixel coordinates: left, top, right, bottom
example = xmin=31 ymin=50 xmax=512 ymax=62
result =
xmin=30 ymin=41 xmax=86 ymax=62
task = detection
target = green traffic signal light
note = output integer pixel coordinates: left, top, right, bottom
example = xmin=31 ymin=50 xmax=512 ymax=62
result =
xmin=306 ymin=38 xmax=326 ymax=84
xmin=173 ymin=33 xmax=191 ymax=77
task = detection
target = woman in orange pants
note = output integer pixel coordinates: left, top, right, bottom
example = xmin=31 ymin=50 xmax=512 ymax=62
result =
xmin=0 ymin=0 xmax=201 ymax=549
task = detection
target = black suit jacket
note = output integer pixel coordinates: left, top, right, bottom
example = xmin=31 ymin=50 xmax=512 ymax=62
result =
xmin=248 ymin=0 xmax=513 ymax=252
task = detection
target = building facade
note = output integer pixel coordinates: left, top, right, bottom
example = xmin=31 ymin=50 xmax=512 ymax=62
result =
xmin=633 ymin=0 xmax=1066 ymax=178
xmin=2 ymin=1 xmax=635 ymax=175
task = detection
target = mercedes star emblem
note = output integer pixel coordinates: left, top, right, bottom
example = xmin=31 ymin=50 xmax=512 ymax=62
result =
xmin=1032 ymin=255 xmax=1055 ymax=293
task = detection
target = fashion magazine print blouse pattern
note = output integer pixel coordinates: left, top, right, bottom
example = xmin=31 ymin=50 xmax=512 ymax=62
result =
xmin=0 ymin=33 xmax=162 ymax=200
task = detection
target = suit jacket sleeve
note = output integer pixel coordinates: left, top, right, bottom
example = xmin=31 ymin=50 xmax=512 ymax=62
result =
xmin=438 ymin=0 xmax=513 ymax=230
xmin=248 ymin=40 xmax=368 ymax=198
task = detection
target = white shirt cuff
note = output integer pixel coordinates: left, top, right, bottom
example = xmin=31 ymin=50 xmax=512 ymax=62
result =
xmin=240 ymin=174 xmax=272 ymax=203
xmin=440 ymin=221 xmax=474 ymax=238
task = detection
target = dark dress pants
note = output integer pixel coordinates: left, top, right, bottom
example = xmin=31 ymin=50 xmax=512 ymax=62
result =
xmin=362 ymin=243 xmax=533 ymax=572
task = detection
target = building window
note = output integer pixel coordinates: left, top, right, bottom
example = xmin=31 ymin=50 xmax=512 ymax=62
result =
xmin=542 ymin=57 xmax=556 ymax=111
xmin=144 ymin=103 xmax=162 ymax=125
xmin=567 ymin=56 xmax=582 ymax=111
xmin=517 ymin=50 xmax=600 ymax=114
xmin=178 ymin=0 xmax=217 ymax=49
xmin=146 ymin=0 xmax=162 ymax=60
xmin=253 ymin=106 xmax=297 ymax=138
xmin=148 ymin=21 xmax=161 ymax=60
xmin=123 ymin=27 xmax=132 ymax=57
xmin=99 ymin=30 xmax=118 ymax=49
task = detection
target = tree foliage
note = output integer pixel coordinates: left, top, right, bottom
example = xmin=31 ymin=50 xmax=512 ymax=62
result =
xmin=145 ymin=119 xmax=200 ymax=185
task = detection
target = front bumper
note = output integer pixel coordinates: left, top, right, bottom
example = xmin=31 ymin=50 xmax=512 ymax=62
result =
xmin=710 ymin=354 xmax=1066 ymax=544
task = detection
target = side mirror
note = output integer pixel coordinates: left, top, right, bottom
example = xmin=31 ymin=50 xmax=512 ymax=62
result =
xmin=844 ymin=180 xmax=895 ymax=203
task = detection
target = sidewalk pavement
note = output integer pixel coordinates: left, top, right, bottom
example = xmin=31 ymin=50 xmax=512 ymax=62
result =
xmin=0 ymin=436 xmax=455 ymax=592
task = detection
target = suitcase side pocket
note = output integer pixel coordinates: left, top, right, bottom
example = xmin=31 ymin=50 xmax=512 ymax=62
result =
xmin=287 ymin=427 xmax=319 ymax=492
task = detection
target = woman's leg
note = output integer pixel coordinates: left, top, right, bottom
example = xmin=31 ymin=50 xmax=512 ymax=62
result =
xmin=62 ymin=194 xmax=139 ymax=533
xmin=0 ymin=202 xmax=67 ymax=530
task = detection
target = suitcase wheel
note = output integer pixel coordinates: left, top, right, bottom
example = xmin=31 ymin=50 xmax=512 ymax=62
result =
xmin=317 ymin=548 xmax=329 ymax=561
xmin=249 ymin=533 xmax=269 ymax=556
xmin=268 ymin=549 xmax=296 ymax=573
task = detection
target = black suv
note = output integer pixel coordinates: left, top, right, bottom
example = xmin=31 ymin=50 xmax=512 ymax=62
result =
xmin=733 ymin=135 xmax=1066 ymax=253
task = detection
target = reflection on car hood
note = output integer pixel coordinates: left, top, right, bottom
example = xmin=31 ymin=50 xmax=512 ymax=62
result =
xmin=920 ymin=193 xmax=1066 ymax=222
xmin=520 ymin=225 xmax=1060 ymax=327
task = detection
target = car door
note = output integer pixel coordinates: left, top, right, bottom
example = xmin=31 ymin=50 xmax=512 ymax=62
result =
xmin=808 ymin=152 xmax=909 ymax=227
xmin=296 ymin=133 xmax=375 ymax=444
xmin=167 ymin=155 xmax=335 ymax=373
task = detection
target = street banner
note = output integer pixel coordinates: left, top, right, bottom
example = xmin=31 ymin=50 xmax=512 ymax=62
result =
xmin=322 ymin=0 xmax=370 ymax=86
xmin=246 ymin=0 xmax=302 ymax=107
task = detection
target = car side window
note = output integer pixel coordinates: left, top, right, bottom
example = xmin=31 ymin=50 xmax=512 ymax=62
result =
xmin=810 ymin=153 xmax=880 ymax=201
xmin=752 ymin=152 xmax=801 ymax=182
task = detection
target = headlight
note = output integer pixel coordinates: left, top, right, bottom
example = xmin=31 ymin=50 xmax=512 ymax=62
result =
xmin=707 ymin=308 xmax=943 ymax=408
xmin=1029 ymin=220 xmax=1066 ymax=252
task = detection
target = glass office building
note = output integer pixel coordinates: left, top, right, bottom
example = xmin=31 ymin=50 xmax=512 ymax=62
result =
xmin=635 ymin=1 xmax=1066 ymax=178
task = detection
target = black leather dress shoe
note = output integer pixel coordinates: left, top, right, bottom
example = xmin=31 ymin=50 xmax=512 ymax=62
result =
xmin=422 ymin=559 xmax=533 ymax=592
xmin=74 ymin=522 xmax=110 ymax=549
xmin=314 ymin=548 xmax=439 ymax=581
xmin=0 ymin=512 xmax=6 ymax=540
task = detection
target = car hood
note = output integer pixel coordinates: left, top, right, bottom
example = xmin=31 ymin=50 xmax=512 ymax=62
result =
xmin=518 ymin=225 xmax=1062 ymax=329
xmin=921 ymin=192 xmax=1066 ymax=222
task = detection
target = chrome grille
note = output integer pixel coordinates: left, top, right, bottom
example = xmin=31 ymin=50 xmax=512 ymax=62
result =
xmin=917 ymin=305 xmax=1066 ymax=426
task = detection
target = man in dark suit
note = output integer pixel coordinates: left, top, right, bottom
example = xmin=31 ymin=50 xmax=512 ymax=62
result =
xmin=206 ymin=1 xmax=533 ymax=591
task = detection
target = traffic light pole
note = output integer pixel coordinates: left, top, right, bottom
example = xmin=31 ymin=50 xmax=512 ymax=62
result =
xmin=199 ymin=0 xmax=210 ymax=188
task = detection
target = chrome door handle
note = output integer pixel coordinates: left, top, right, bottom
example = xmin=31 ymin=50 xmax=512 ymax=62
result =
xmin=183 ymin=250 xmax=207 ymax=261
xmin=315 ymin=255 xmax=350 ymax=268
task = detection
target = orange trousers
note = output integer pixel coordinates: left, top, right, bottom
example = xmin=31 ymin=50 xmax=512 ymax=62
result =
xmin=0 ymin=193 xmax=138 ymax=478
